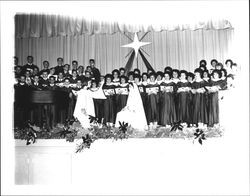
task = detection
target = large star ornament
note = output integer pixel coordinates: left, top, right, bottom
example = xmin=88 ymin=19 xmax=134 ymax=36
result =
xmin=121 ymin=33 xmax=151 ymax=58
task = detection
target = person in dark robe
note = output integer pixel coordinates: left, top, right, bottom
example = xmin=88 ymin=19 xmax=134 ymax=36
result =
xmin=14 ymin=75 xmax=29 ymax=128
xmin=137 ymin=72 xmax=148 ymax=123
xmin=22 ymin=56 xmax=39 ymax=75
xmin=39 ymin=60 xmax=50 ymax=75
xmin=191 ymin=68 xmax=208 ymax=128
xmin=24 ymin=70 xmax=32 ymax=86
xmin=54 ymin=57 xmax=64 ymax=75
xmin=115 ymin=75 xmax=129 ymax=113
xmin=69 ymin=69 xmax=78 ymax=84
xmin=39 ymin=70 xmax=50 ymax=89
xmin=112 ymin=69 xmax=120 ymax=85
xmin=156 ymin=71 xmax=164 ymax=85
xmin=90 ymin=80 xmax=105 ymax=123
xmin=77 ymin=66 xmax=86 ymax=83
xmin=145 ymin=72 xmax=160 ymax=129
xmin=89 ymin=59 xmax=101 ymax=84
xmin=119 ymin=67 xmax=125 ymax=76
xmin=159 ymin=71 xmax=176 ymax=127
xmin=56 ymin=71 xmax=65 ymax=84
xmin=70 ymin=60 xmax=78 ymax=74
xmin=134 ymin=68 xmax=141 ymax=76
xmin=127 ymin=71 xmax=134 ymax=82
xmin=187 ymin=72 xmax=195 ymax=127
xmin=207 ymin=70 xmax=221 ymax=127
xmin=176 ymin=70 xmax=190 ymax=125
xmin=102 ymin=74 xmax=116 ymax=126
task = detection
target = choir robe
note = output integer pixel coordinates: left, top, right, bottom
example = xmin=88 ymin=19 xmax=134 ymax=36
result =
xmin=89 ymin=87 xmax=105 ymax=123
xmin=203 ymin=78 xmax=210 ymax=125
xmin=137 ymin=81 xmax=148 ymax=121
xmin=14 ymin=83 xmax=30 ymax=127
xmin=172 ymin=78 xmax=180 ymax=118
xmin=176 ymin=80 xmax=190 ymax=123
xmin=102 ymin=83 xmax=116 ymax=124
xmin=69 ymin=76 xmax=78 ymax=84
xmin=187 ymin=81 xmax=194 ymax=125
xmin=159 ymin=81 xmax=177 ymax=125
xmin=207 ymin=80 xmax=221 ymax=126
xmin=41 ymin=84 xmax=59 ymax=128
xmin=145 ymin=82 xmax=160 ymax=123
xmin=57 ymin=86 xmax=73 ymax=123
xmin=192 ymin=80 xmax=208 ymax=124
xmin=29 ymin=82 xmax=43 ymax=127
xmin=115 ymin=83 xmax=129 ymax=113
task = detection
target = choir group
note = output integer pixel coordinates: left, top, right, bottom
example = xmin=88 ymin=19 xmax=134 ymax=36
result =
xmin=14 ymin=55 xmax=238 ymax=130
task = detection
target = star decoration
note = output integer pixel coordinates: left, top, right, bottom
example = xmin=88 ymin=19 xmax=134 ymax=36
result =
xmin=121 ymin=33 xmax=151 ymax=58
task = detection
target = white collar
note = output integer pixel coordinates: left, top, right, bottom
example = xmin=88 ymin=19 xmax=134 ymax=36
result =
xmin=179 ymin=79 xmax=188 ymax=83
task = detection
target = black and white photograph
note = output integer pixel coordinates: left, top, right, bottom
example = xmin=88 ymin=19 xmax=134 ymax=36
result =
xmin=1 ymin=0 xmax=249 ymax=195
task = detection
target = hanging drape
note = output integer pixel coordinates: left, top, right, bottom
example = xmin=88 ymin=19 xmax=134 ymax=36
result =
xmin=15 ymin=14 xmax=234 ymax=73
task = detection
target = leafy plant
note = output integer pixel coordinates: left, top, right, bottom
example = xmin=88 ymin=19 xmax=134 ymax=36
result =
xmin=75 ymin=134 xmax=94 ymax=153
xmin=170 ymin=121 xmax=183 ymax=132
xmin=194 ymin=129 xmax=206 ymax=145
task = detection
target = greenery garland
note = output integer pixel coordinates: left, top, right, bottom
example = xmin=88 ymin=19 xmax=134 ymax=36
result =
xmin=14 ymin=117 xmax=224 ymax=152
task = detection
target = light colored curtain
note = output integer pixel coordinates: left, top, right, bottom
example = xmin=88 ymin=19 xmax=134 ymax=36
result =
xmin=15 ymin=14 xmax=234 ymax=74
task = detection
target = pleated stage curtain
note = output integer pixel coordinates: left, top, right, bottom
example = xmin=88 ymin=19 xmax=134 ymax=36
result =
xmin=15 ymin=14 xmax=234 ymax=74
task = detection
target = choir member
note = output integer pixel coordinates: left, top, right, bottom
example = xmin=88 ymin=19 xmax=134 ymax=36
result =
xmin=172 ymin=69 xmax=180 ymax=117
xmin=225 ymin=59 xmax=233 ymax=71
xmin=47 ymin=76 xmax=58 ymax=90
xmin=39 ymin=70 xmax=49 ymax=88
xmin=137 ymin=73 xmax=148 ymax=121
xmin=127 ymin=71 xmax=134 ymax=82
xmin=69 ymin=69 xmax=78 ymax=84
xmin=172 ymin=69 xmax=180 ymax=84
xmin=58 ymin=78 xmax=74 ymax=121
xmin=39 ymin=60 xmax=50 ymax=75
xmin=112 ymin=69 xmax=120 ymax=85
xmin=32 ymin=67 xmax=39 ymax=77
xmin=199 ymin=59 xmax=207 ymax=67
xmin=159 ymin=71 xmax=176 ymax=127
xmin=56 ymin=71 xmax=65 ymax=84
xmin=89 ymin=59 xmax=101 ymax=84
xmin=145 ymin=72 xmax=159 ymax=128
xmin=70 ymin=60 xmax=78 ymax=74
xmin=24 ymin=70 xmax=32 ymax=86
xmin=102 ymin=74 xmax=116 ymax=126
xmin=31 ymin=75 xmax=42 ymax=89
xmin=207 ymin=70 xmax=221 ymax=127
xmin=16 ymin=75 xmax=27 ymax=87
xmin=63 ymin=64 xmax=71 ymax=78
xmin=90 ymin=80 xmax=104 ymax=123
xmin=134 ymin=68 xmax=141 ymax=76
xmin=176 ymin=70 xmax=190 ymax=125
xmin=219 ymin=68 xmax=227 ymax=90
xmin=54 ymin=57 xmax=64 ymax=75
xmin=187 ymin=72 xmax=195 ymax=127
xmin=14 ymin=65 xmax=22 ymax=79
xmin=22 ymin=56 xmax=39 ymax=75
xmin=156 ymin=71 xmax=164 ymax=84
xmin=210 ymin=59 xmax=218 ymax=68
xmin=119 ymin=67 xmax=125 ymax=76
xmin=115 ymin=75 xmax=129 ymax=113
xmin=191 ymin=68 xmax=208 ymax=128
xmin=44 ymin=76 xmax=58 ymax=128
xmin=164 ymin=66 xmax=172 ymax=73
xmin=215 ymin=62 xmax=223 ymax=70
